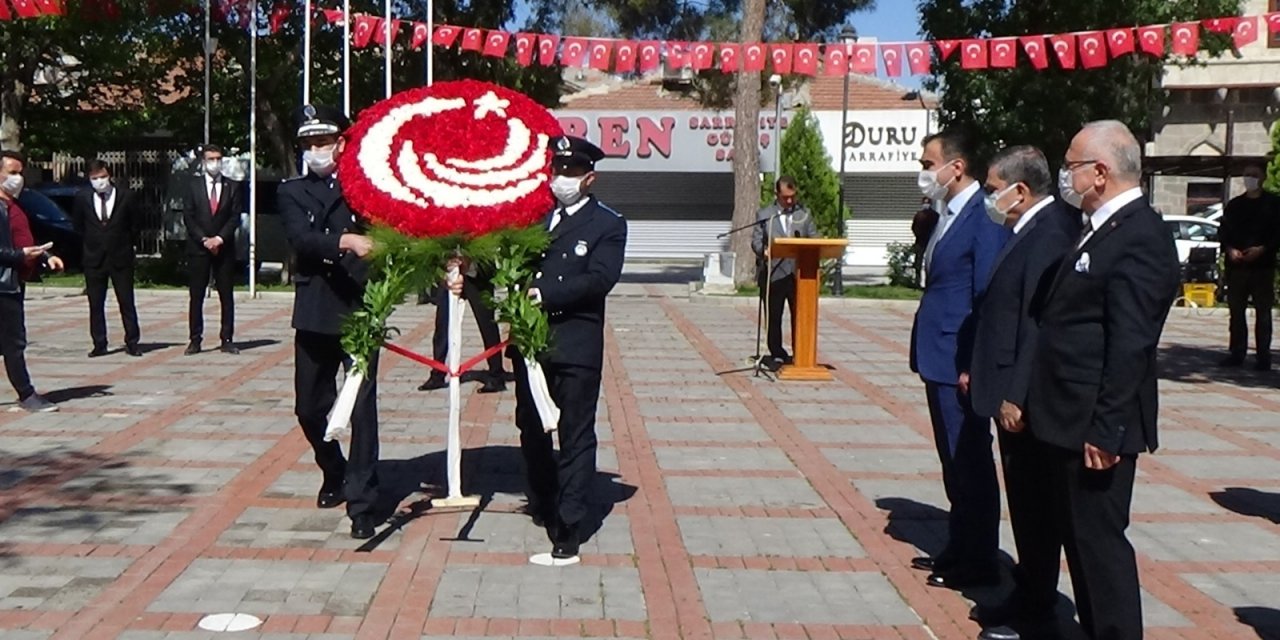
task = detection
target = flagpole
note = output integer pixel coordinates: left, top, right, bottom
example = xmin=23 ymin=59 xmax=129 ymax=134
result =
xmin=426 ymin=0 xmax=433 ymax=86
xmin=384 ymin=0 xmax=392 ymax=97
xmin=342 ymin=0 xmax=351 ymax=113
xmin=302 ymin=0 xmax=311 ymax=103
xmin=249 ymin=0 xmax=259 ymax=298
xmin=203 ymin=0 xmax=211 ymax=144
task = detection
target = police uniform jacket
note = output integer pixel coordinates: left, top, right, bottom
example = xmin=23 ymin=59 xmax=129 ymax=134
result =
xmin=278 ymin=172 xmax=369 ymax=335
xmin=532 ymin=196 xmax=627 ymax=369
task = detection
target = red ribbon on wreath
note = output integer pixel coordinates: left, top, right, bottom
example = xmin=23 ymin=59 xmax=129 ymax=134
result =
xmin=383 ymin=340 xmax=510 ymax=377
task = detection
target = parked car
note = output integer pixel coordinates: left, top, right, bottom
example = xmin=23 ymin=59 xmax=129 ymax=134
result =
xmin=1192 ymin=202 xmax=1224 ymax=223
xmin=1162 ymin=215 xmax=1220 ymax=264
xmin=17 ymin=186 xmax=83 ymax=271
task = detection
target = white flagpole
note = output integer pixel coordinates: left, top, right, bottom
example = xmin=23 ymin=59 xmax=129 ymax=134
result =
xmin=249 ymin=0 xmax=258 ymax=298
xmin=384 ymin=0 xmax=392 ymax=97
xmin=302 ymin=0 xmax=311 ymax=103
xmin=342 ymin=0 xmax=351 ymax=113
xmin=426 ymin=0 xmax=433 ymax=86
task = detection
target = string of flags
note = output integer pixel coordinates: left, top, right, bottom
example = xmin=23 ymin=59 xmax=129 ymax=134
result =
xmin=325 ymin=11 xmax=1280 ymax=77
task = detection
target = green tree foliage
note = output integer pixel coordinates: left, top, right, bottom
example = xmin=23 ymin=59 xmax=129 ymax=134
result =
xmin=919 ymin=0 xmax=1239 ymax=166
xmin=1265 ymin=120 xmax=1280 ymax=195
xmin=768 ymin=106 xmax=847 ymax=239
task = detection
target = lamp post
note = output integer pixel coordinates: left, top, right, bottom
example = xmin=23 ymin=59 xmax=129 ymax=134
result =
xmin=769 ymin=74 xmax=782 ymax=178
xmin=203 ymin=0 xmax=213 ymax=145
xmin=833 ymin=25 xmax=857 ymax=297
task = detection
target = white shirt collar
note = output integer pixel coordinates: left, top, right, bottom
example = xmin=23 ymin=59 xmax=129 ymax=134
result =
xmin=1013 ymin=196 xmax=1054 ymax=235
xmin=946 ymin=180 xmax=982 ymax=216
xmin=561 ymin=195 xmax=592 ymax=216
xmin=1088 ymin=187 xmax=1144 ymax=231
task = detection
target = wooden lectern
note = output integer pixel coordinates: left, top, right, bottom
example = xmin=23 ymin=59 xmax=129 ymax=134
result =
xmin=768 ymin=238 xmax=849 ymax=381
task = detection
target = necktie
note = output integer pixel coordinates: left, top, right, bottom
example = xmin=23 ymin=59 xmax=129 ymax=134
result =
xmin=209 ymin=181 xmax=220 ymax=214
xmin=1077 ymin=219 xmax=1094 ymax=249
xmin=548 ymin=208 xmax=564 ymax=232
xmin=98 ymin=193 xmax=110 ymax=223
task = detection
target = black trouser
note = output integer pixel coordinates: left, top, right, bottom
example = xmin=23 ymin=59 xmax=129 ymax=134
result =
xmin=512 ymin=357 xmax=601 ymax=528
xmin=1227 ymin=266 xmax=1274 ymax=361
xmin=85 ymin=263 xmax=140 ymax=349
xmin=188 ymin=250 xmax=236 ymax=343
xmin=997 ymin=429 xmax=1060 ymax=625
xmin=760 ymin=273 xmax=796 ymax=359
xmin=431 ymin=278 xmax=504 ymax=375
xmin=0 ymin=291 xmax=35 ymax=401
xmin=924 ymin=381 xmax=1000 ymax=574
xmin=294 ymin=330 xmax=380 ymax=520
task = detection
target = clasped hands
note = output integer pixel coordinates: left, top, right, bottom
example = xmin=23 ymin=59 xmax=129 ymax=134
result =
xmin=1228 ymin=246 xmax=1265 ymax=263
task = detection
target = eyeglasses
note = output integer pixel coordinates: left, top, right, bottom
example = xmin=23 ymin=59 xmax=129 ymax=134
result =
xmin=1062 ymin=159 xmax=1098 ymax=171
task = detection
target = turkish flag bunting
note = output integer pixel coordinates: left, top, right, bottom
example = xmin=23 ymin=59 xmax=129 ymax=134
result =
xmin=989 ymin=38 xmax=1017 ymax=68
xmin=481 ymin=30 xmax=508 ymax=57
xmin=268 ymin=2 xmax=290 ymax=34
xmin=1170 ymin=22 xmax=1200 ymax=55
xmin=822 ymin=45 xmax=847 ymax=76
xmin=536 ymin=35 xmax=560 ymax=66
xmin=561 ymin=37 xmax=589 ymax=66
xmin=432 ymin=25 xmax=460 ymax=47
xmin=1077 ymin=31 xmax=1108 ymax=68
xmin=793 ymin=44 xmax=820 ymax=75
xmin=743 ymin=44 xmax=767 ymax=72
xmin=513 ymin=33 xmax=538 ymax=66
xmin=960 ymin=39 xmax=987 ymax=69
xmin=615 ymin=41 xmax=638 ymax=72
xmin=1136 ymin=26 xmax=1165 ymax=56
xmin=410 ymin=23 xmax=432 ymax=51
xmin=0 ymin=0 xmax=11 ymax=19
xmin=881 ymin=45 xmax=904 ymax=77
xmin=638 ymin=41 xmax=661 ymax=72
xmin=1049 ymin=34 xmax=1077 ymax=69
xmin=667 ymin=42 xmax=691 ymax=68
xmin=1019 ymin=36 xmax=1049 ymax=70
xmin=1202 ymin=17 xmax=1238 ymax=33
xmin=1106 ymin=28 xmax=1134 ymax=56
xmin=936 ymin=40 xmax=960 ymax=61
xmin=905 ymin=42 xmax=932 ymax=74
xmin=33 ymin=0 xmax=63 ymax=15
xmin=9 ymin=0 xmax=41 ymax=17
xmin=719 ymin=44 xmax=741 ymax=72
xmin=374 ymin=20 xmax=402 ymax=47
xmin=321 ymin=8 xmax=343 ymax=24
xmin=588 ymin=40 xmax=612 ymax=70
xmin=460 ymin=28 xmax=484 ymax=52
xmin=691 ymin=43 xmax=715 ymax=70
xmin=849 ymin=43 xmax=876 ymax=74
xmin=770 ymin=44 xmax=794 ymax=74
xmin=352 ymin=16 xmax=380 ymax=48
xmin=1267 ymin=13 xmax=1280 ymax=35
xmin=1233 ymin=17 xmax=1259 ymax=48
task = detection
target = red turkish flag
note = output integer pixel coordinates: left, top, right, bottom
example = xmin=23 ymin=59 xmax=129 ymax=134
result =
xmin=561 ymin=37 xmax=588 ymax=66
xmin=743 ymin=43 xmax=766 ymax=72
xmin=881 ymin=45 xmax=904 ymax=77
xmin=793 ymin=44 xmax=820 ymax=75
xmin=512 ymin=33 xmax=536 ymax=64
xmin=374 ymin=19 xmax=401 ymax=47
xmin=537 ymin=35 xmax=560 ymax=66
xmin=33 ymin=0 xmax=63 ymax=16
xmin=770 ymin=44 xmax=794 ymax=74
xmin=1267 ymin=13 xmax=1280 ymax=36
xmin=638 ymin=41 xmax=661 ymax=72
xmin=1049 ymin=34 xmax=1077 ymax=69
xmin=588 ymin=40 xmax=612 ymax=70
xmin=1106 ymin=28 xmax=1134 ymax=56
xmin=691 ymin=43 xmax=714 ymax=70
xmin=1171 ymin=22 xmax=1200 ymax=55
xmin=822 ymin=45 xmax=847 ymax=76
xmin=1202 ymin=17 xmax=1238 ymax=34
xmin=989 ymin=38 xmax=1016 ymax=68
xmin=1077 ymin=31 xmax=1108 ymax=68
xmin=906 ymin=42 xmax=932 ymax=74
xmin=9 ymin=0 xmax=40 ymax=17
xmin=849 ymin=43 xmax=876 ymax=74
xmin=480 ymin=30 xmax=508 ymax=56
xmin=460 ymin=28 xmax=484 ymax=52
xmin=352 ymin=16 xmax=379 ymax=49
xmin=1136 ymin=26 xmax=1165 ymax=57
xmin=615 ymin=41 xmax=638 ymax=72
xmin=321 ymin=8 xmax=343 ymax=24
xmin=1019 ymin=36 xmax=1049 ymax=70
xmin=1233 ymin=17 xmax=1259 ymax=48
xmin=936 ymin=39 xmax=960 ymax=61
xmin=960 ymin=39 xmax=987 ymax=69
xmin=667 ymin=42 xmax=691 ymax=68
xmin=719 ymin=44 xmax=741 ymax=73
xmin=432 ymin=25 xmax=460 ymax=48
xmin=268 ymin=2 xmax=290 ymax=34
xmin=410 ymin=23 xmax=432 ymax=51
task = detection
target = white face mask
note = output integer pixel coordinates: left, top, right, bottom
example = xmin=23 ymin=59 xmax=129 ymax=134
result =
xmin=1243 ymin=176 xmax=1261 ymax=192
xmin=1 ymin=173 xmax=23 ymax=198
xmin=1058 ymin=167 xmax=1085 ymax=209
xmin=551 ymin=174 xmax=586 ymax=206
xmin=917 ymin=164 xmax=955 ymax=202
xmin=303 ymin=146 xmax=337 ymax=177
xmin=983 ymin=184 xmax=1021 ymax=226
xmin=90 ymin=177 xmax=112 ymax=193
xmin=205 ymin=159 xmax=223 ymax=177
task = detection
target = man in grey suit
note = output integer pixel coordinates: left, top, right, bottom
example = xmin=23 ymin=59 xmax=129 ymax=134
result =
xmin=751 ymin=176 xmax=819 ymax=369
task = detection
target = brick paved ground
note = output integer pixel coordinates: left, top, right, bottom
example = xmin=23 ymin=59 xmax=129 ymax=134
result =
xmin=1 ymin=286 xmax=1278 ymax=639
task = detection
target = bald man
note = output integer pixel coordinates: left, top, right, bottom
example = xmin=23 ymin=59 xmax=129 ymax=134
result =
xmin=1016 ymin=121 xmax=1179 ymax=640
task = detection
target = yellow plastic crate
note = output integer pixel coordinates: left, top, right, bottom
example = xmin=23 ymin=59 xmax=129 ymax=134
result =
xmin=1181 ymin=283 xmax=1217 ymax=307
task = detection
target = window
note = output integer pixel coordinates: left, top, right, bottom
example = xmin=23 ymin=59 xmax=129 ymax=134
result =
xmin=1166 ymin=221 xmax=1185 ymax=241
xmin=1183 ymin=222 xmax=1219 ymax=242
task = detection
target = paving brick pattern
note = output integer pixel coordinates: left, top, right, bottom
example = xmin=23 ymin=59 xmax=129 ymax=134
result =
xmin=1 ymin=289 xmax=1279 ymax=638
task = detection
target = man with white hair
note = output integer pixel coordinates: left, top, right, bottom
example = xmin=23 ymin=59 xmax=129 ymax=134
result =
xmin=1019 ymin=121 xmax=1180 ymax=640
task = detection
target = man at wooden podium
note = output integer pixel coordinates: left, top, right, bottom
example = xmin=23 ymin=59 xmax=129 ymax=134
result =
xmin=751 ymin=176 xmax=819 ymax=370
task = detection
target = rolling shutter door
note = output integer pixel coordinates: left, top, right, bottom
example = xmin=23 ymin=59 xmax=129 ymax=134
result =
xmin=591 ymin=172 xmax=735 ymax=259
xmin=842 ymin=173 xmax=918 ymax=266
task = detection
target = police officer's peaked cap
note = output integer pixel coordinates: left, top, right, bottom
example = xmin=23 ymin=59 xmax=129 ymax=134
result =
xmin=550 ymin=136 xmax=605 ymax=171
xmin=294 ymin=104 xmax=351 ymax=139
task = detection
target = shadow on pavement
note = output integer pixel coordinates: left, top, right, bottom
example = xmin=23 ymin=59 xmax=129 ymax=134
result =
xmin=1236 ymin=607 xmax=1280 ymax=639
xmin=1159 ymin=344 xmax=1277 ymax=390
xmin=233 ymin=338 xmax=281 ymax=352
xmin=1211 ymin=487 xmax=1280 ymax=524
xmin=42 ymin=385 xmax=112 ymax=403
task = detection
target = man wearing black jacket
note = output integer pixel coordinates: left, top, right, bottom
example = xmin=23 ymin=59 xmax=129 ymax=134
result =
xmin=72 ymin=160 xmax=142 ymax=357
xmin=1219 ymin=161 xmax=1280 ymax=371
xmin=182 ymin=144 xmax=243 ymax=355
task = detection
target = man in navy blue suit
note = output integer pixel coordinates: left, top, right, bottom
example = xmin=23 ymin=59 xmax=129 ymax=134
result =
xmin=908 ymin=129 xmax=1011 ymax=590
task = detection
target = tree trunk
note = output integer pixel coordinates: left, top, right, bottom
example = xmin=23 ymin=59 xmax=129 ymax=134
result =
xmin=730 ymin=0 xmax=767 ymax=287
xmin=0 ymin=83 xmax=23 ymax=151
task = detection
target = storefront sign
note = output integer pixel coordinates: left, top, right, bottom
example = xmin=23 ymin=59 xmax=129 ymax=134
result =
xmin=553 ymin=110 xmax=791 ymax=172
xmin=814 ymin=110 xmax=937 ymax=174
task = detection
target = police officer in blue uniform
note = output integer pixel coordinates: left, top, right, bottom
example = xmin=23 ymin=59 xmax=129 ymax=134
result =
xmin=514 ymin=136 xmax=627 ymax=561
xmin=277 ymin=105 xmax=382 ymax=540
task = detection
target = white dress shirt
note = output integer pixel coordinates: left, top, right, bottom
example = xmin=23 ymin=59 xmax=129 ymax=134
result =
xmin=1013 ymin=196 xmax=1055 ymax=236
xmin=1078 ymin=187 xmax=1143 ymax=248
xmin=95 ymin=187 xmax=117 ymax=222
xmin=548 ymin=196 xmax=591 ymax=231
xmin=205 ymin=174 xmax=223 ymax=210
xmin=924 ymin=180 xmax=981 ymax=272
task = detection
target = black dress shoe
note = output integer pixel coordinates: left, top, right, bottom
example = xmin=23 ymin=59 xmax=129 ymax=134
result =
xmin=910 ymin=556 xmax=937 ymax=571
xmin=926 ymin=569 xmax=1000 ymax=590
xmin=978 ymin=625 xmax=1022 ymax=640
xmin=551 ymin=521 xmax=580 ymax=559
xmin=316 ymin=490 xmax=344 ymax=509
xmin=478 ymin=374 xmax=507 ymax=394
xmin=88 ymin=346 xmax=108 ymax=358
xmin=418 ymin=373 xmax=446 ymax=391
xmin=220 ymin=341 xmax=240 ymax=354
xmin=125 ymin=345 xmax=143 ymax=357
xmin=351 ymin=518 xmax=376 ymax=540
xmin=184 ymin=340 xmax=202 ymax=356
xmin=1219 ymin=354 xmax=1245 ymax=367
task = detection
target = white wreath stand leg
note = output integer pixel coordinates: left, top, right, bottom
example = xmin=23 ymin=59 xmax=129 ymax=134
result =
xmin=432 ymin=270 xmax=481 ymax=509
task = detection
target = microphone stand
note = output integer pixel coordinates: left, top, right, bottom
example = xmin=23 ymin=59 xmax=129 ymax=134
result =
xmin=718 ymin=208 xmax=787 ymax=380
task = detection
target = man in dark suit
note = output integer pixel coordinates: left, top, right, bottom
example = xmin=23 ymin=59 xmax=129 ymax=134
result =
xmin=182 ymin=144 xmax=242 ymax=355
xmin=418 ymin=266 xmax=508 ymax=393
xmin=278 ymin=104 xmax=382 ymax=540
xmin=1218 ymin=161 xmax=1280 ymax=371
xmin=964 ymin=146 xmax=1076 ymax=640
xmin=1022 ymin=121 xmax=1180 ymax=640
xmin=509 ymin=136 xmax=626 ymax=563
xmin=908 ymin=129 xmax=1011 ymax=590
xmin=750 ymin=176 xmax=819 ymax=370
xmin=72 ymin=160 xmax=142 ymax=357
